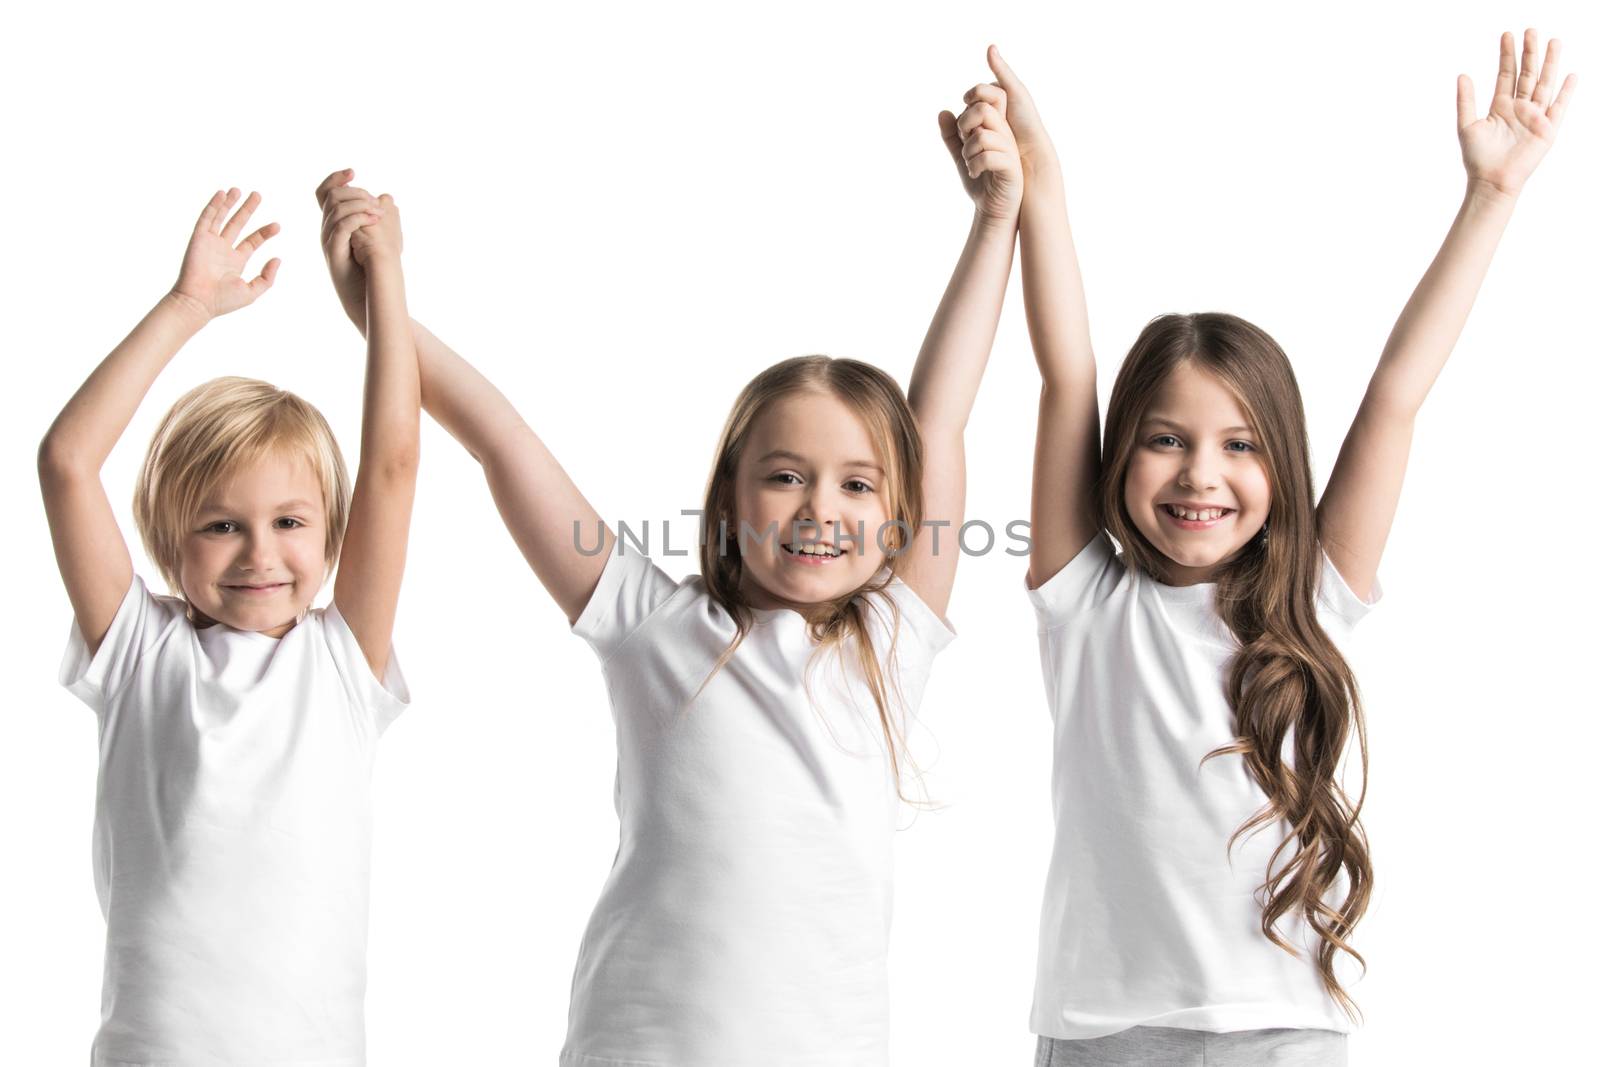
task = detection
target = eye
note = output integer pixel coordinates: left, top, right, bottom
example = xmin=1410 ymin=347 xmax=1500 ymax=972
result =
xmin=1225 ymin=440 xmax=1257 ymax=453
xmin=1149 ymin=434 xmax=1182 ymax=449
xmin=843 ymin=479 xmax=874 ymax=494
xmin=769 ymin=472 xmax=802 ymax=486
xmin=275 ymin=517 xmax=305 ymax=529
xmin=201 ymin=520 xmax=237 ymax=534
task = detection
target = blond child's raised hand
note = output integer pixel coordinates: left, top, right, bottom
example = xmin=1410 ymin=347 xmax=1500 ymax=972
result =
xmin=938 ymin=77 xmax=1023 ymax=221
xmin=170 ymin=188 xmax=280 ymax=320
xmin=1459 ymin=29 xmax=1577 ymax=197
xmin=350 ymin=193 xmax=402 ymax=268
xmin=314 ymin=169 xmax=384 ymax=327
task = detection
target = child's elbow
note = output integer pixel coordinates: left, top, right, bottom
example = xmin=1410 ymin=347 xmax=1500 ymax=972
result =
xmin=376 ymin=441 xmax=422 ymax=484
xmin=37 ymin=430 xmax=85 ymax=483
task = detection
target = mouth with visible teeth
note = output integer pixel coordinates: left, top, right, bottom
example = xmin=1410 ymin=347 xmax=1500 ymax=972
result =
xmin=1160 ymin=503 xmax=1235 ymax=529
xmin=782 ymin=542 xmax=845 ymax=564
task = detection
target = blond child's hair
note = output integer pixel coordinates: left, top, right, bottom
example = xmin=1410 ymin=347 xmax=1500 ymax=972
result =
xmin=133 ymin=376 xmax=352 ymax=594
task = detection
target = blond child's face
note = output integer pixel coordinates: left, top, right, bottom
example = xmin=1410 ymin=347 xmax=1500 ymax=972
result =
xmin=1123 ymin=362 xmax=1272 ymax=585
xmin=733 ymin=391 xmax=893 ymax=613
xmin=178 ymin=451 xmax=329 ymax=637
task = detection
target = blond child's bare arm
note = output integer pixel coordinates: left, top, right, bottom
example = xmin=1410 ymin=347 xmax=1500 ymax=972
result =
xmin=330 ymin=193 xmax=420 ymax=676
xmin=38 ymin=189 xmax=279 ymax=653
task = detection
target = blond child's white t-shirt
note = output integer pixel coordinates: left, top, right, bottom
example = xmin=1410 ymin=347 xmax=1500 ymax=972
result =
xmin=59 ymin=575 xmax=408 ymax=1067
xmin=561 ymin=548 xmax=955 ymax=1067
xmin=1028 ymin=534 xmax=1379 ymax=1040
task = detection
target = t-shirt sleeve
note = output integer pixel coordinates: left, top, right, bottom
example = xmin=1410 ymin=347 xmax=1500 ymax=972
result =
xmin=570 ymin=548 xmax=682 ymax=666
xmin=1026 ymin=532 xmax=1122 ymax=630
xmin=1318 ymin=549 xmax=1382 ymax=629
xmin=58 ymin=574 xmax=183 ymax=715
xmin=321 ymin=602 xmax=411 ymax=735
xmin=881 ymin=576 xmax=957 ymax=662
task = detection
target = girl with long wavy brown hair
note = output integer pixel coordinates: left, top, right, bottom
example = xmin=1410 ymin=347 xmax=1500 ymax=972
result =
xmin=310 ymin=55 xmax=1021 ymax=1067
xmin=980 ymin=31 xmax=1575 ymax=1065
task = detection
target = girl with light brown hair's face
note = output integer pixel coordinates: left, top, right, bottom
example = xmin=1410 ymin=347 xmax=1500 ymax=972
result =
xmin=731 ymin=390 xmax=893 ymax=613
xmin=178 ymin=450 xmax=330 ymax=636
xmin=1123 ymin=361 xmax=1272 ymax=586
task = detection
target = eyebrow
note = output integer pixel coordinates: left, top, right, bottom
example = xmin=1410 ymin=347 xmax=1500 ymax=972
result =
xmin=196 ymin=499 xmax=320 ymax=514
xmin=1142 ymin=416 xmax=1254 ymax=435
xmin=756 ymin=449 xmax=883 ymax=474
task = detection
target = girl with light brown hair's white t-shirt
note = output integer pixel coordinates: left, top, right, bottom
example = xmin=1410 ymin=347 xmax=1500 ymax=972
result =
xmin=560 ymin=548 xmax=954 ymax=1067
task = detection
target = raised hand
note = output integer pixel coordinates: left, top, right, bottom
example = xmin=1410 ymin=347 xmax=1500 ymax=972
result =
xmin=981 ymin=46 xmax=1057 ymax=177
xmin=170 ymin=189 xmax=280 ymax=320
xmin=939 ymin=71 xmax=1023 ymax=221
xmin=314 ymin=169 xmax=385 ymax=329
xmin=351 ymin=192 xmax=402 ymax=269
xmin=1458 ymin=29 xmax=1577 ymax=197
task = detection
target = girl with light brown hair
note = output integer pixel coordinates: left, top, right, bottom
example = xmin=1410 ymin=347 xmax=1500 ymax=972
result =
xmin=312 ymin=55 xmax=1018 ymax=1065
xmin=989 ymin=30 xmax=1576 ymax=1066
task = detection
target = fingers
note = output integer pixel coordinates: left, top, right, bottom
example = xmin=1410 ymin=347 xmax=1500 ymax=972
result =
xmin=986 ymin=45 xmax=1030 ymax=102
xmin=960 ymin=132 xmax=1011 ymax=178
xmin=247 ymin=257 xmax=281 ymax=298
xmin=1548 ymin=73 xmax=1578 ymax=129
xmin=1532 ymin=38 xmax=1562 ymax=107
xmin=236 ymin=221 xmax=280 ymax=258
xmin=194 ymin=189 xmax=228 ymax=235
xmin=1515 ymin=28 xmax=1539 ymax=100
xmin=961 ymin=128 xmax=1010 ymax=165
xmin=938 ymin=110 xmax=965 ymax=167
xmin=321 ymin=182 xmax=376 ymax=212
xmin=314 ymin=168 xmax=354 ymax=208
xmin=964 ymin=150 xmax=1015 ymax=180
xmin=220 ymin=190 xmax=262 ymax=244
xmin=330 ymin=211 xmax=376 ymax=255
xmin=1456 ymin=74 xmax=1476 ymax=131
xmin=961 ymin=82 xmax=1006 ymax=121
xmin=320 ymin=195 xmax=382 ymax=245
xmin=955 ymin=101 xmax=1004 ymax=138
xmin=1493 ymin=31 xmax=1516 ymax=102
xmin=197 ymin=188 xmax=241 ymax=236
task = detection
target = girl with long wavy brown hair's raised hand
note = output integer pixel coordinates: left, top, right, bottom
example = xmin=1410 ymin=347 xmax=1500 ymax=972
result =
xmin=999 ymin=30 xmax=1575 ymax=1065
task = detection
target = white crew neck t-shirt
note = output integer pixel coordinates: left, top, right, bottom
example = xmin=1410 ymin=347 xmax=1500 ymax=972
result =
xmin=561 ymin=548 xmax=955 ymax=1067
xmin=59 ymin=575 xmax=408 ymax=1067
xmin=1028 ymin=534 xmax=1380 ymax=1040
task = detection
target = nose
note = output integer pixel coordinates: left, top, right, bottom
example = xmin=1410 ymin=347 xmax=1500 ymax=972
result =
xmin=237 ymin=530 xmax=275 ymax=571
xmin=793 ymin=485 xmax=844 ymax=541
xmin=1177 ymin=450 xmax=1220 ymax=492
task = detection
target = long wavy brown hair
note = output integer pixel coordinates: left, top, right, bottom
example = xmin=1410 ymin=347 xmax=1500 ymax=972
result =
xmin=699 ymin=355 xmax=925 ymax=793
xmin=1096 ymin=313 xmax=1371 ymax=1017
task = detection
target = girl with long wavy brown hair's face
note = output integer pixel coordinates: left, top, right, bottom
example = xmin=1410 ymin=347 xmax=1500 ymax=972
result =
xmin=1119 ymin=360 xmax=1274 ymax=584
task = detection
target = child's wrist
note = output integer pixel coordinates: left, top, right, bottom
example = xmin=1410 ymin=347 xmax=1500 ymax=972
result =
xmin=973 ymin=207 xmax=1020 ymax=234
xmin=161 ymin=289 xmax=212 ymax=330
xmin=1020 ymin=146 xmax=1062 ymax=183
xmin=1464 ymin=176 xmax=1520 ymax=210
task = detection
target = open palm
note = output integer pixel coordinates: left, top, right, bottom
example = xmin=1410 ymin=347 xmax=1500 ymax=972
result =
xmin=1459 ymin=30 xmax=1577 ymax=197
xmin=171 ymin=188 xmax=280 ymax=319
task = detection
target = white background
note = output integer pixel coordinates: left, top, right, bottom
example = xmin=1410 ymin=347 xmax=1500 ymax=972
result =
xmin=4 ymin=1 xmax=1596 ymax=1063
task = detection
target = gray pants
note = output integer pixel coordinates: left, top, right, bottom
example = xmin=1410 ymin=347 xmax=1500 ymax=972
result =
xmin=1036 ymin=1027 xmax=1347 ymax=1066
